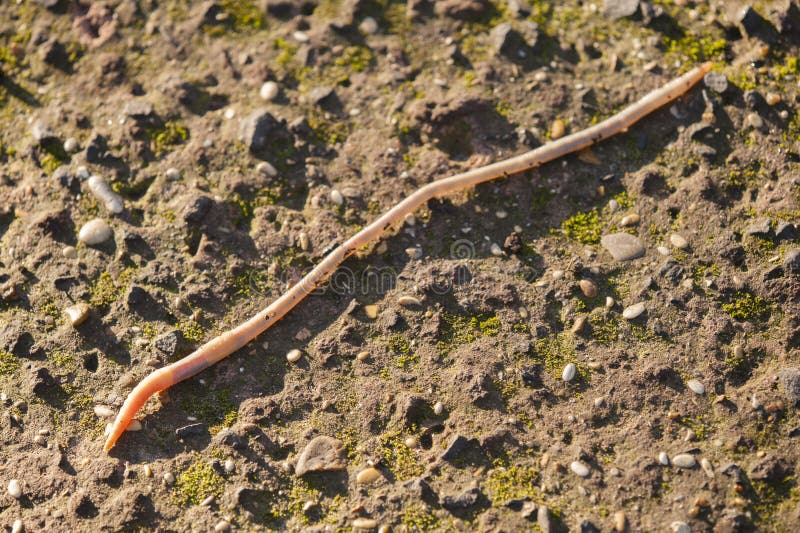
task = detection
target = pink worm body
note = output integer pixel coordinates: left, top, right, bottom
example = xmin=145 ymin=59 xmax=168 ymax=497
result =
xmin=104 ymin=62 xmax=713 ymax=452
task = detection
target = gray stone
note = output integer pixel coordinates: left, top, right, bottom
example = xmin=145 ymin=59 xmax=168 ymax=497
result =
xmin=123 ymin=99 xmax=155 ymax=119
xmin=153 ymin=330 xmax=182 ymax=358
xmin=778 ymin=367 xmax=800 ymax=405
xmin=176 ymin=423 xmax=207 ymax=438
xmin=744 ymin=218 xmax=772 ymax=237
xmin=775 ymin=221 xmax=797 ymax=240
xmin=703 ymin=71 xmax=728 ymax=93
xmin=538 ymin=505 xmax=554 ymax=532
xmin=600 ymin=233 xmax=645 ymax=261
xmin=294 ymin=436 xmax=347 ymax=476
xmin=603 ymin=0 xmax=640 ymax=20
xmin=309 ymin=86 xmax=336 ymax=106
xmin=784 ymin=248 xmax=800 ymax=275
xmin=440 ymin=434 xmax=476 ymax=462
xmin=440 ymin=487 xmax=480 ymax=510
xmin=238 ymin=109 xmax=280 ymax=152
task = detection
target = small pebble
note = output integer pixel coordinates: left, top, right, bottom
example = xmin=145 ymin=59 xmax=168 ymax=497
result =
xmin=63 ymin=137 xmax=79 ymax=153
xmin=579 ymin=279 xmax=598 ymax=298
xmin=364 ymin=305 xmax=378 ymax=319
xmin=353 ymin=518 xmax=379 ymax=529
xmin=550 ymin=119 xmax=565 ymax=140
xmin=622 ymin=302 xmax=645 ymax=320
xmin=356 ymin=467 xmax=382 ymax=484
xmin=671 ymin=521 xmax=691 ymax=533
xmin=746 ymin=112 xmax=764 ymax=129
xmin=214 ymin=520 xmax=231 ymax=532
xmin=62 ymin=245 xmax=77 ymax=259
xmin=700 ymin=457 xmax=714 ymax=478
xmin=404 ymin=436 xmax=419 ymax=449
xmin=605 ymin=296 xmax=615 ymax=309
xmin=64 ymin=303 xmax=90 ymax=327
xmin=257 ymin=161 xmax=278 ymax=177
xmin=358 ymin=16 xmax=378 ymax=34
xmin=143 ymin=464 xmax=152 ymax=477
xmin=165 ymin=168 xmax=181 ymax=180
xmin=286 ymin=349 xmax=302 ymax=363
xmin=570 ymin=460 xmax=590 ymax=477
xmin=293 ymin=31 xmax=309 ymax=42
xmin=224 ymin=459 xmax=235 ymax=473
xmin=703 ymin=71 xmax=728 ymax=93
xmin=8 ymin=479 xmax=21 ymax=499
xmin=670 ymin=234 xmax=689 ymax=249
xmin=620 ymin=213 xmax=640 ymax=226
xmin=298 ymin=232 xmax=310 ymax=251
xmin=613 ymin=511 xmax=627 ymax=532
xmin=672 ymin=454 xmax=696 ymax=469
xmin=259 ymin=81 xmax=279 ymax=101
xmin=93 ymin=405 xmax=115 ymax=417
xmin=88 ymin=175 xmax=124 ymax=214
xmin=201 ymin=495 xmax=215 ymax=506
xmin=433 ymin=401 xmax=444 ymax=415
xmin=330 ymin=189 xmax=344 ymax=205
xmin=658 ymin=452 xmax=670 ymax=465
xmin=765 ymin=92 xmax=781 ymax=106
xmin=11 ymin=520 xmax=23 ymax=533
xmin=78 ymin=218 xmax=113 ymax=245
xmin=163 ymin=472 xmax=175 ymax=484
xmin=397 ymin=295 xmax=422 ymax=307
xmin=127 ymin=420 xmax=142 ymax=431
xmin=562 ymin=363 xmax=577 ymax=382
xmin=687 ymin=379 xmax=705 ymax=395
xmin=356 ymin=351 xmax=369 ymax=361
xmin=490 ymin=243 xmax=502 ymax=256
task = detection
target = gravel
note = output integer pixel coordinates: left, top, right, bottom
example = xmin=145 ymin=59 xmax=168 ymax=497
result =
xmin=77 ymin=218 xmax=113 ymax=245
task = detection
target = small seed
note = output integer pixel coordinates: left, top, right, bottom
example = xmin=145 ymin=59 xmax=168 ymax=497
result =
xmin=571 ymin=316 xmax=586 ymax=334
xmin=700 ymin=457 xmax=714 ymax=478
xmin=62 ymin=246 xmax=77 ymax=259
xmin=259 ymin=81 xmax=279 ymax=101
xmin=613 ymin=510 xmax=627 ymax=532
xmin=88 ymin=175 xmax=124 ymax=214
xmin=201 ymin=495 xmax=215 ymax=506
xmin=765 ymin=92 xmax=781 ymax=106
xmin=7 ymin=479 xmax=22 ymax=499
xmin=397 ymin=295 xmax=422 ymax=307
xmin=622 ymin=302 xmax=645 ymax=320
xmin=620 ymin=213 xmax=640 ymax=226
xmin=605 ymin=296 xmax=615 ymax=309
xmin=163 ymin=471 xmax=175 ymax=484
xmin=658 ymin=452 xmax=670 ymax=465
xmin=364 ymin=305 xmax=378 ymax=319
xmin=356 ymin=351 xmax=369 ymax=361
xmin=225 ymin=459 xmax=235 ymax=473
xmin=298 ymin=232 xmax=310 ymax=251
xmin=143 ymin=464 xmax=152 ymax=477
xmin=214 ymin=520 xmax=231 ymax=532
xmin=353 ymin=518 xmax=379 ymax=529
xmin=570 ymin=460 xmax=590 ymax=477
xmin=11 ymin=519 xmax=23 ymax=533
xmin=404 ymin=436 xmax=419 ymax=449
xmin=562 ymin=363 xmax=577 ymax=382
xmin=286 ymin=349 xmax=302 ymax=363
xmin=93 ymin=405 xmax=115 ymax=418
xmin=356 ymin=467 xmax=382 ymax=484
xmin=686 ymin=379 xmax=705 ymax=395
xmin=78 ymin=218 xmax=113 ymax=246
xmin=330 ymin=189 xmax=344 ymax=205
xmin=65 ymin=303 xmax=90 ymax=327
xmin=672 ymin=454 xmax=696 ymax=469
xmin=433 ymin=401 xmax=444 ymax=415
xmin=257 ymin=161 xmax=278 ymax=177
xmin=550 ymin=119 xmax=566 ymax=140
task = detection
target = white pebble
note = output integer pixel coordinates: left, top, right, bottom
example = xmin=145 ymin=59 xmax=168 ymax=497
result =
xmin=257 ymin=161 xmax=278 ymax=177
xmin=620 ymin=213 xmax=640 ymax=226
xmin=353 ymin=518 xmax=379 ymax=529
xmin=358 ymin=16 xmax=379 ymax=34
xmin=293 ymin=31 xmax=309 ymax=43
xmin=490 ymin=243 xmax=503 ymax=256
xmin=570 ymin=461 xmax=590 ymax=477
xmin=433 ymin=401 xmax=444 ymax=415
xmin=76 ymin=165 xmax=89 ymax=180
xmin=214 ymin=520 xmax=231 ymax=532
xmin=286 ymin=349 xmax=302 ymax=363
xmin=78 ymin=218 xmax=113 ymax=245
xmin=397 ymin=295 xmax=422 ymax=307
xmin=126 ymin=419 xmax=142 ymax=432
xmin=670 ymin=234 xmax=689 ymax=249
xmin=62 ymin=245 xmax=77 ymax=259
xmin=64 ymin=303 xmax=90 ymax=327
xmin=605 ymin=296 xmax=615 ymax=309
xmin=165 ymin=167 xmax=181 ymax=180
xmin=93 ymin=405 xmax=115 ymax=417
xmin=88 ymin=175 xmax=124 ymax=214
xmin=330 ymin=189 xmax=344 ymax=205
xmin=671 ymin=521 xmax=691 ymax=533
xmin=7 ymin=479 xmax=22 ymax=499
xmin=224 ymin=459 xmax=235 ymax=473
xmin=622 ymin=302 xmax=645 ymax=320
xmin=700 ymin=457 xmax=714 ymax=478
xmin=686 ymin=379 xmax=705 ymax=395
xmin=657 ymin=246 xmax=670 ymax=255
xmin=658 ymin=452 xmax=670 ymax=465
xmin=356 ymin=467 xmax=382 ymax=484
xmin=11 ymin=520 xmax=23 ymax=533
xmin=259 ymin=81 xmax=279 ymax=101
xmin=63 ymin=137 xmax=79 ymax=153
xmin=671 ymin=454 xmax=696 ymax=469
xmin=561 ymin=363 xmax=577 ymax=382
xmin=163 ymin=472 xmax=175 ymax=484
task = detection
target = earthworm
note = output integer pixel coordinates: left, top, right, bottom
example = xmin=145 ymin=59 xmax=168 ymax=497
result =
xmin=104 ymin=62 xmax=713 ymax=452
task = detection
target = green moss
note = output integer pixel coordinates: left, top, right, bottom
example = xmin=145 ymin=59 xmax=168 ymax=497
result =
xmin=0 ymin=350 xmax=19 ymax=376
xmin=379 ymin=431 xmax=424 ymax=481
xmin=533 ymin=333 xmax=584 ymax=378
xmin=675 ymin=414 xmax=715 ymax=441
xmin=146 ymin=120 xmax=189 ymax=158
xmin=178 ymin=319 xmax=204 ymax=343
xmin=387 ymin=334 xmax=418 ymax=370
xmin=333 ymin=45 xmax=373 ymax=73
xmin=49 ymin=350 xmax=76 ymax=371
xmin=307 ymin=109 xmax=350 ymax=146
xmin=229 ymin=265 xmax=272 ymax=297
xmin=773 ymin=55 xmax=799 ymax=81
xmin=485 ymin=463 xmax=540 ymax=504
xmin=721 ymin=291 xmax=771 ymax=322
xmin=274 ymin=37 xmax=297 ymax=69
xmin=589 ymin=314 xmax=619 ymax=346
xmin=437 ymin=312 xmax=500 ymax=355
xmin=561 ymin=209 xmax=601 ymax=244
xmin=89 ymin=268 xmax=136 ymax=308
xmin=179 ymin=388 xmax=237 ymax=435
xmin=174 ymin=460 xmax=226 ymax=506
xmin=664 ymin=34 xmax=726 ymax=63
xmin=401 ymin=504 xmax=439 ymax=531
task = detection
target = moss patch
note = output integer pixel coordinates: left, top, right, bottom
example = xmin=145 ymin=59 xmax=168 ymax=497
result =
xmin=88 ymin=268 xmax=136 ymax=308
xmin=721 ymin=291 xmax=771 ymax=322
xmin=561 ymin=209 xmax=601 ymax=244
xmin=437 ymin=312 xmax=500 ymax=355
xmin=174 ymin=460 xmax=225 ymax=506
xmin=379 ymin=431 xmax=424 ymax=481
xmin=0 ymin=349 xmax=19 ymax=376
xmin=485 ymin=463 xmax=540 ymax=504
xmin=146 ymin=120 xmax=189 ymax=158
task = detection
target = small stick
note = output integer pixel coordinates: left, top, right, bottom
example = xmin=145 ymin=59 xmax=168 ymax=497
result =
xmin=104 ymin=62 xmax=712 ymax=452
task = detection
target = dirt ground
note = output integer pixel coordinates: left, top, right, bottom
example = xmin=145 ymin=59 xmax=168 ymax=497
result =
xmin=1 ymin=0 xmax=800 ymax=531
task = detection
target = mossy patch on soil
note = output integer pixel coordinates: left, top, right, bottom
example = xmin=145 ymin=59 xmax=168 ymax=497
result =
xmin=174 ymin=459 xmax=226 ymax=506
xmin=721 ymin=291 xmax=771 ymax=322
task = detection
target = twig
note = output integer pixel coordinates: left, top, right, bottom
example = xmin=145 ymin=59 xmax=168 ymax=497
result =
xmin=104 ymin=62 xmax=713 ymax=452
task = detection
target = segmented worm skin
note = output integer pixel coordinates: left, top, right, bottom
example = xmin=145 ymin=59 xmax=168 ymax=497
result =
xmin=103 ymin=62 xmax=713 ymax=452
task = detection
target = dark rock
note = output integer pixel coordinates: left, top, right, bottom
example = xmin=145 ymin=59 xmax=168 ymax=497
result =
xmin=295 ymin=436 xmax=347 ymax=476
xmin=183 ymin=195 xmax=213 ymax=224
xmin=721 ymin=463 xmax=745 ymax=482
xmin=775 ymin=221 xmax=797 ymax=240
xmin=704 ymin=71 xmax=729 ymax=93
xmin=659 ymin=260 xmax=684 ymax=284
xmin=40 ymin=38 xmax=69 ymax=68
xmin=490 ymin=22 xmax=538 ymax=58
xmin=176 ymin=423 xmax=208 ymax=438
xmin=603 ymin=0 xmax=640 ymax=20
xmin=520 ymin=364 xmax=543 ymax=388
xmin=434 ymin=0 xmax=491 ymax=21
xmin=31 ymin=366 xmax=56 ymax=397
xmin=743 ymin=218 xmax=772 ymax=237
xmin=378 ymin=308 xmax=403 ymax=331
xmin=403 ymin=477 xmax=437 ymax=503
xmin=784 ymin=248 xmax=800 ymax=275
xmin=153 ymin=330 xmax=182 ymax=358
xmin=503 ymin=232 xmax=523 ymax=254
xmin=440 ymin=434 xmax=477 ymax=462
xmin=238 ymin=109 xmax=281 ymax=152
xmin=84 ymin=132 xmax=109 ymax=163
xmin=778 ymin=367 xmax=800 ymax=405
xmin=736 ymin=5 xmax=778 ymax=43
xmin=265 ymin=0 xmax=297 ymax=18
xmin=713 ymin=508 xmax=751 ymax=533
xmin=749 ymin=455 xmax=791 ymax=482
xmin=440 ymin=486 xmax=481 ymax=510
xmin=309 ymin=86 xmax=337 ymax=107
xmin=123 ymin=99 xmax=155 ymax=120
xmin=743 ymin=89 xmax=761 ymax=109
